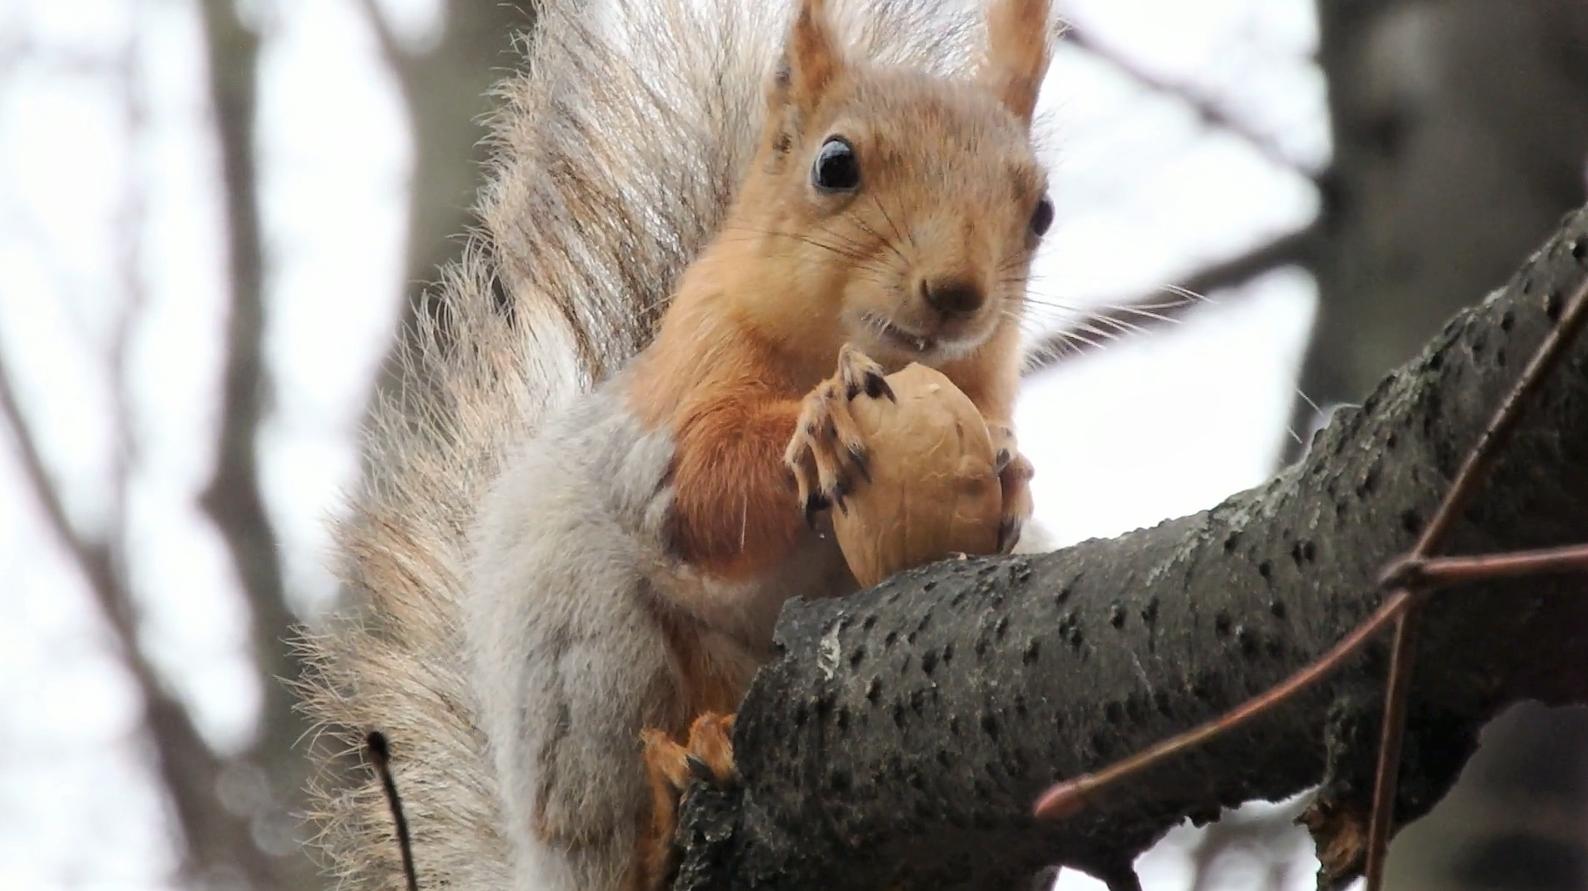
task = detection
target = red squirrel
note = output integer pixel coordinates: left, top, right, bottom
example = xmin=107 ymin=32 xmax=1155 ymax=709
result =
xmin=298 ymin=0 xmax=1058 ymax=889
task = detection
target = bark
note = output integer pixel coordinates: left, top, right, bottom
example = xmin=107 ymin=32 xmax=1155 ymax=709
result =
xmin=667 ymin=206 xmax=1588 ymax=891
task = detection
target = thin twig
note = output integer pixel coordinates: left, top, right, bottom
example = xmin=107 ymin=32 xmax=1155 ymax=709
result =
xmin=1381 ymin=544 xmax=1588 ymax=591
xmin=1061 ymin=25 xmax=1312 ymax=176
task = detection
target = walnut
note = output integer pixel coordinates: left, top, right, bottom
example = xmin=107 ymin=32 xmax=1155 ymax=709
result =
xmin=833 ymin=363 xmax=1004 ymax=588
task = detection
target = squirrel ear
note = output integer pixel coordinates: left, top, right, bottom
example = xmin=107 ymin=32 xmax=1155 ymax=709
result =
xmin=978 ymin=0 xmax=1055 ymax=126
xmin=773 ymin=0 xmax=845 ymax=117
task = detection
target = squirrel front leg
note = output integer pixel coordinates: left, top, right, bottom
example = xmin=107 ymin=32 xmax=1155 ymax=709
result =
xmin=665 ymin=344 xmax=893 ymax=579
xmin=634 ymin=346 xmax=893 ymax=886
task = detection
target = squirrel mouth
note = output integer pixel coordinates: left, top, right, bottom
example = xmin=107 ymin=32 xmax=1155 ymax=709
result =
xmin=865 ymin=314 xmax=939 ymax=354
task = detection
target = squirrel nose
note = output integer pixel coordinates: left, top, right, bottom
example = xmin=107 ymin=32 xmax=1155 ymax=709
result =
xmin=920 ymin=276 xmax=986 ymax=315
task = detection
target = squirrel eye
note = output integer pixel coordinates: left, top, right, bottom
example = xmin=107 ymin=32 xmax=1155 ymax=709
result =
xmin=1029 ymin=194 xmax=1055 ymax=237
xmin=811 ymin=137 xmax=861 ymax=193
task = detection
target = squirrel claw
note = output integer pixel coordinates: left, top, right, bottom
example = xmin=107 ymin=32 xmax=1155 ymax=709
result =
xmin=997 ymin=516 xmax=1022 ymax=555
xmin=786 ymin=345 xmax=887 ymax=519
xmin=990 ymin=424 xmax=1034 ymax=554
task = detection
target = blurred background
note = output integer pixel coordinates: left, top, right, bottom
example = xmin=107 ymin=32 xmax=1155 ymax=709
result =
xmin=1 ymin=0 xmax=1586 ymax=889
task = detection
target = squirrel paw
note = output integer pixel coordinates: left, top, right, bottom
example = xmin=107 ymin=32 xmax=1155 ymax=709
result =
xmin=784 ymin=344 xmax=895 ymax=526
xmin=637 ymin=714 xmax=738 ymax=889
xmin=989 ymin=423 xmax=1035 ymax=554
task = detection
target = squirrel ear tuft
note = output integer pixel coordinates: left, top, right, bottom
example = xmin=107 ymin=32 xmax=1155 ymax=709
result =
xmin=978 ymin=0 xmax=1054 ymax=126
xmin=774 ymin=0 xmax=845 ymax=117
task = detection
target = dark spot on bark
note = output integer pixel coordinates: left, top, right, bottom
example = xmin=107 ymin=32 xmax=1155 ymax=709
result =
xmin=981 ymin=713 xmax=1000 ymax=741
xmin=1109 ymin=601 xmax=1126 ymax=627
xmin=1055 ymin=585 xmax=1073 ymax=605
xmin=849 ymin=645 xmax=866 ymax=668
xmin=1573 ymin=236 xmax=1587 ymax=263
xmin=1546 ymin=289 xmax=1564 ymax=321
xmin=994 ymin=615 xmax=1009 ymax=639
xmin=836 ymin=706 xmax=850 ymax=730
xmin=1500 ymin=309 xmax=1515 ymax=332
xmin=1235 ymin=625 xmax=1256 ymax=654
xmin=866 ymin=677 xmax=881 ymax=702
xmin=1386 ymin=432 xmax=1398 ymax=449
xmin=905 ymin=631 xmax=917 ymax=646
xmin=862 ymin=614 xmax=876 ymax=631
xmin=1496 ymin=347 xmax=1506 ymax=368
xmin=830 ymin=768 xmax=852 ymax=793
xmin=916 ymin=612 xmax=932 ymax=633
xmin=1141 ymin=597 xmax=1160 ymax=624
xmin=1214 ymin=611 xmax=1232 ymax=637
xmin=884 ymin=631 xmax=898 ymax=648
xmin=923 ymin=580 xmax=937 ymax=592
xmin=1104 ymin=701 xmax=1123 ymax=723
xmin=921 ymin=650 xmax=938 ymax=676
xmin=1357 ymin=464 xmax=1379 ymax=496
xmin=975 ymin=638 xmax=989 ymax=658
xmin=1400 ymin=509 xmax=1421 ymax=535
xmin=1270 ymin=599 xmax=1287 ymax=619
xmin=1258 ymin=560 xmax=1273 ymax=581
xmin=1223 ymin=531 xmax=1239 ymax=552
xmin=1022 ymin=638 xmax=1041 ymax=665
xmin=892 ymin=702 xmax=906 ymax=727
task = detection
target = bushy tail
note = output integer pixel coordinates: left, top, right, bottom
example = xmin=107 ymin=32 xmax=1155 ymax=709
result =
xmin=293 ymin=1 xmax=1013 ymax=888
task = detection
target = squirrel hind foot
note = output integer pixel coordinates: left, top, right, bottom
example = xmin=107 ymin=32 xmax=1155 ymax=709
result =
xmin=636 ymin=713 xmax=739 ymax=891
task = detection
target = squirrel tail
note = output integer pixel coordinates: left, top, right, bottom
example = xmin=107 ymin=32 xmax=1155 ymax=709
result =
xmin=293 ymin=1 xmax=1032 ymax=889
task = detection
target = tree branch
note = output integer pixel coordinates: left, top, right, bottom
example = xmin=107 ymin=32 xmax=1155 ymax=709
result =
xmin=1061 ymin=25 xmax=1314 ymax=176
xmin=197 ymin=2 xmax=317 ymax=882
xmin=1022 ymin=225 xmax=1319 ymax=373
xmin=669 ymin=208 xmax=1588 ymax=889
xmin=0 ymin=352 xmax=282 ymax=886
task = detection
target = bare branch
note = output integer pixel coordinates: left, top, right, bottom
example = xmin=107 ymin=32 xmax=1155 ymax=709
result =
xmin=1061 ymin=25 xmax=1314 ymax=176
xmin=196 ymin=1 xmax=319 ymax=884
xmin=1022 ymin=225 xmax=1318 ymax=374
xmin=0 ymin=347 xmax=282 ymax=887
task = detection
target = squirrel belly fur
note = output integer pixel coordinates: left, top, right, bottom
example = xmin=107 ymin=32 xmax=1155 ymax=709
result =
xmin=297 ymin=1 xmax=1063 ymax=890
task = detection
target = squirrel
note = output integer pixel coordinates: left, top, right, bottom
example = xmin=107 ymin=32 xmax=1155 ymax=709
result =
xmin=296 ymin=0 xmax=1061 ymax=890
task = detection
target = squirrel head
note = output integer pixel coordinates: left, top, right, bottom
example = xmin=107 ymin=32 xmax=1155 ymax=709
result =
xmin=717 ymin=0 xmax=1057 ymax=372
